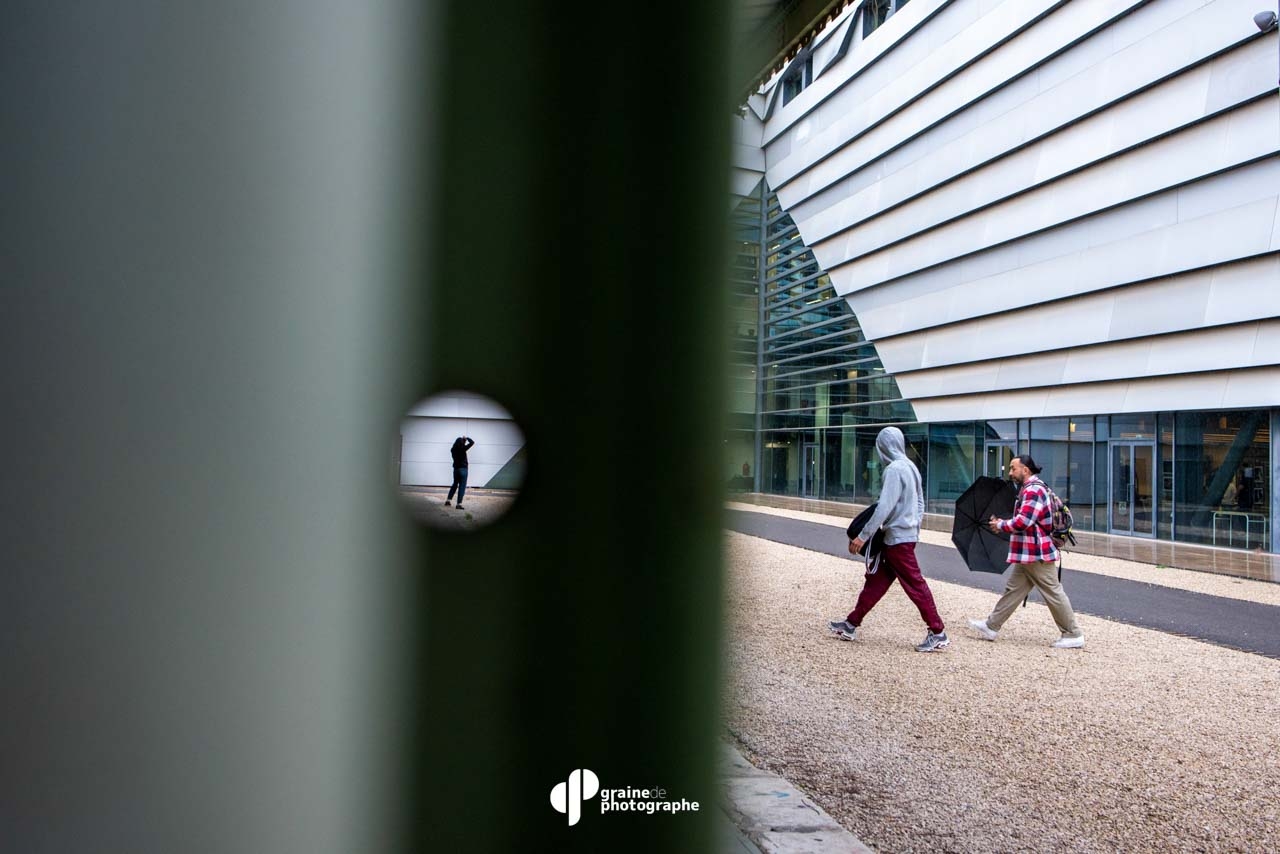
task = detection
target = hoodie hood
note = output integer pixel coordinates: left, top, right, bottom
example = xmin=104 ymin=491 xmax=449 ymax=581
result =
xmin=876 ymin=426 xmax=908 ymax=465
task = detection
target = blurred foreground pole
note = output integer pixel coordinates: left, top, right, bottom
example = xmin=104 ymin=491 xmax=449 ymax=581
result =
xmin=2 ymin=4 xmax=425 ymax=853
xmin=2 ymin=0 xmax=730 ymax=851
xmin=413 ymin=1 xmax=730 ymax=852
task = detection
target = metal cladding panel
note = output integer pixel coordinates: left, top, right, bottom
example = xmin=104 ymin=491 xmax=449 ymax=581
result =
xmin=896 ymin=320 xmax=1280 ymax=400
xmin=768 ymin=0 xmax=1230 ymax=200
xmin=750 ymin=0 xmax=1280 ymax=419
xmin=830 ymin=154 xmax=1280 ymax=302
xmin=399 ymin=462 xmax=503 ymax=488
xmin=398 ymin=415 xmax=524 ymax=486
xmin=799 ymin=76 xmax=1278 ymax=255
xmin=912 ymin=369 xmax=1280 ymax=422
xmin=766 ymin=0 xmax=1063 ymax=162
xmin=785 ymin=2 xmax=1278 ymax=241
xmin=405 ymin=391 xmax=515 ymax=420
xmin=843 ymin=192 xmax=1280 ymax=339
xmin=1223 ymin=367 xmax=1280 ymax=406
xmin=761 ymin=0 xmax=959 ymax=149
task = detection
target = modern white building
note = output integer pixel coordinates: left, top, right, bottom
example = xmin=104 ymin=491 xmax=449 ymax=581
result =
xmin=398 ymin=391 xmax=525 ymax=489
xmin=729 ymin=0 xmax=1279 ymax=552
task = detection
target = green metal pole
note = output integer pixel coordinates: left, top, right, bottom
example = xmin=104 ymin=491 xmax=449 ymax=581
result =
xmin=413 ymin=2 xmax=730 ymax=851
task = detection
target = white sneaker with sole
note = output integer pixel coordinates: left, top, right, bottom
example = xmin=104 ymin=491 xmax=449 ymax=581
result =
xmin=967 ymin=618 xmax=998 ymax=641
xmin=1051 ymin=635 xmax=1085 ymax=649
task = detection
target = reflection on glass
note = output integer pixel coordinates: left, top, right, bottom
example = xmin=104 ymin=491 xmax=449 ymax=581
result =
xmin=1109 ymin=441 xmax=1156 ymax=537
xmin=756 ymin=183 xmax=914 ymax=445
xmin=1174 ymin=411 xmax=1270 ymax=548
xmin=985 ymin=444 xmax=1013 ymax=479
xmin=1133 ymin=445 xmax=1154 ymax=536
xmin=1068 ymin=418 xmax=1095 ymax=531
xmin=1112 ymin=444 xmax=1132 ymax=533
xmin=802 ymin=443 xmax=820 ymax=497
xmin=927 ymin=422 xmax=977 ymax=514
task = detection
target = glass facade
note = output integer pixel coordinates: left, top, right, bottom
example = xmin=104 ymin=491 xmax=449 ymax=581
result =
xmin=730 ymin=181 xmax=1276 ymax=553
xmin=863 ymin=0 xmax=890 ymax=37
xmin=752 ymin=182 xmax=915 ymax=499
xmin=725 ymin=184 xmax=762 ymax=492
xmin=753 ymin=411 xmax=1273 ymax=552
xmin=1067 ymin=417 xmax=1097 ymax=532
xmin=1174 ymin=411 xmax=1271 ymax=549
xmin=927 ymin=421 xmax=977 ymax=514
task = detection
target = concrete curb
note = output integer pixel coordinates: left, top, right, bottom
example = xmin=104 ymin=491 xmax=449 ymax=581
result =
xmin=719 ymin=742 xmax=875 ymax=854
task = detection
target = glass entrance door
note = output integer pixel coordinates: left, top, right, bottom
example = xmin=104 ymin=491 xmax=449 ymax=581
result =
xmin=1109 ymin=442 xmax=1155 ymax=536
xmin=985 ymin=443 xmax=1014 ymax=479
xmin=802 ymin=444 xmax=819 ymax=498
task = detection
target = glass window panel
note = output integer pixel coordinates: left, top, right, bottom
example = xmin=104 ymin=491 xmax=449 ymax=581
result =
xmin=1112 ymin=444 xmax=1133 ymax=533
xmin=1093 ymin=415 xmax=1111 ymax=530
xmin=762 ymin=432 xmax=800 ymax=495
xmin=982 ymin=421 xmax=1016 ymax=478
xmin=1133 ymin=444 xmax=1155 ymax=536
xmin=1173 ymin=410 xmax=1271 ymax=548
xmin=863 ymin=0 xmax=890 ymax=37
xmin=927 ymin=422 xmax=977 ymax=514
xmin=1158 ymin=412 xmax=1174 ymax=540
xmin=985 ymin=420 xmax=1016 ymax=441
xmin=853 ymin=427 xmax=881 ymax=502
xmin=904 ymin=423 xmax=928 ymax=497
xmin=1030 ymin=418 xmax=1070 ymax=495
xmin=1067 ymin=417 xmax=1094 ymax=442
xmin=1112 ymin=413 xmax=1155 ymax=440
xmin=1068 ymin=420 xmax=1095 ymax=531
xmin=749 ymin=183 xmax=916 ymax=498
xmin=800 ymin=433 xmax=822 ymax=497
xmin=725 ymin=430 xmax=755 ymax=492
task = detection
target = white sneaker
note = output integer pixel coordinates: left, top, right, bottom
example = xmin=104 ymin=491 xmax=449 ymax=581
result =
xmin=1051 ymin=635 xmax=1085 ymax=649
xmin=967 ymin=618 xmax=998 ymax=641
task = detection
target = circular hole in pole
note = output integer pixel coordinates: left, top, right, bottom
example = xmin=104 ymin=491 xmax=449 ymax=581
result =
xmin=393 ymin=390 xmax=525 ymax=531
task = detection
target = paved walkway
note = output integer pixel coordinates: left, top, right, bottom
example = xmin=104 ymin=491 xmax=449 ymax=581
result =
xmin=729 ymin=492 xmax=1280 ymax=582
xmin=726 ymin=507 xmax=1280 ymax=659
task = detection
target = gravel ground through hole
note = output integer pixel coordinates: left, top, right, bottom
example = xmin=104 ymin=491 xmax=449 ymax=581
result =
xmin=723 ymin=531 xmax=1280 ymax=854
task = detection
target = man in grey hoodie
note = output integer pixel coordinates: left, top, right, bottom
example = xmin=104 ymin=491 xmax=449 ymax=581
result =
xmin=828 ymin=426 xmax=949 ymax=652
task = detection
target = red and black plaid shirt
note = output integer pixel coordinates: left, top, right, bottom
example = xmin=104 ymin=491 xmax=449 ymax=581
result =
xmin=996 ymin=476 xmax=1059 ymax=564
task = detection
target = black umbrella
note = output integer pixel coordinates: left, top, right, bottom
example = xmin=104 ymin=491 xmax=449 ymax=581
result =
xmin=951 ymin=476 xmax=1017 ymax=574
xmin=846 ymin=503 xmax=886 ymax=572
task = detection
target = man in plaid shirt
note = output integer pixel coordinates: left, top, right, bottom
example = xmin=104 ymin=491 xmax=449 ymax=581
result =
xmin=967 ymin=455 xmax=1085 ymax=649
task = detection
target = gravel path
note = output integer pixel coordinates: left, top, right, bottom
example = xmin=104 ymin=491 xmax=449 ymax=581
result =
xmin=723 ymin=531 xmax=1280 ymax=854
xmin=397 ymin=488 xmax=517 ymax=531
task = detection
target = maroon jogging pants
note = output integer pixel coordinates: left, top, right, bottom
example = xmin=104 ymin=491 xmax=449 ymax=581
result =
xmin=846 ymin=542 xmax=944 ymax=634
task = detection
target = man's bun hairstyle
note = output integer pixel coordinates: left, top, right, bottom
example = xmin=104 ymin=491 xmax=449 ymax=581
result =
xmin=1014 ymin=454 xmax=1042 ymax=475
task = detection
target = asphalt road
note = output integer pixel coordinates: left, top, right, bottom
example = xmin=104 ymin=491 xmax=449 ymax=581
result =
xmin=726 ymin=508 xmax=1280 ymax=660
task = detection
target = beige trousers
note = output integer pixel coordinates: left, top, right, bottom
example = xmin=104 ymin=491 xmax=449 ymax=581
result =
xmin=987 ymin=560 xmax=1082 ymax=638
